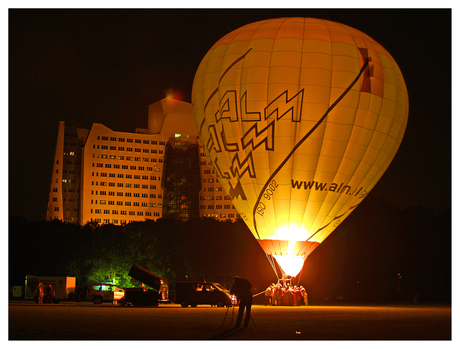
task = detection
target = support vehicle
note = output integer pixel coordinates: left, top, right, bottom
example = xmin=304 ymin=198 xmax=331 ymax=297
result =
xmin=175 ymin=281 xmax=234 ymax=307
xmin=123 ymin=265 xmax=169 ymax=306
xmin=85 ymin=283 xmax=125 ymax=304
xmin=25 ymin=275 xmax=76 ymax=303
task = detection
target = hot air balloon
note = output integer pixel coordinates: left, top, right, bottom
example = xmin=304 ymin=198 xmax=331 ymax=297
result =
xmin=192 ymin=18 xmax=408 ymax=279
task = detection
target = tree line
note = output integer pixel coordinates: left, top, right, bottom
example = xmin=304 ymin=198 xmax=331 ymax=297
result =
xmin=9 ymin=216 xmax=259 ymax=290
xmin=9 ymin=195 xmax=451 ymax=303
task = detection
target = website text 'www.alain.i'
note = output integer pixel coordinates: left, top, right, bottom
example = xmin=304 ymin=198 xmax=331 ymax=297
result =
xmin=291 ymin=179 xmax=367 ymax=198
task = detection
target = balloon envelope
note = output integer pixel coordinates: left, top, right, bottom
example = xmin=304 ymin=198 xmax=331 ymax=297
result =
xmin=192 ymin=18 xmax=408 ymax=277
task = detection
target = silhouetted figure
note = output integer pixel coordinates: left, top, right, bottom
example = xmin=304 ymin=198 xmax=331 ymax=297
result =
xmin=230 ymin=276 xmax=252 ymax=328
xmin=46 ymin=284 xmax=55 ymax=303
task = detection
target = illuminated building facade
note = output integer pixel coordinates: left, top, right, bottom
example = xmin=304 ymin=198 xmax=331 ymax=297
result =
xmin=45 ymin=98 xmax=239 ymax=224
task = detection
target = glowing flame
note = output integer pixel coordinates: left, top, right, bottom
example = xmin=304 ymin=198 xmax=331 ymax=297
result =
xmin=273 ymin=255 xmax=305 ymax=277
xmin=272 ymin=240 xmax=305 ymax=277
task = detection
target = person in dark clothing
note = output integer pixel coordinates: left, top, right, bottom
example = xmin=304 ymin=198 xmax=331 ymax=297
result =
xmin=46 ymin=284 xmax=55 ymax=303
xmin=230 ymin=276 xmax=253 ymax=328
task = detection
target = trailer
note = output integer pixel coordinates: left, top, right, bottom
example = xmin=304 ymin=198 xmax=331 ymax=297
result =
xmin=25 ymin=275 xmax=76 ymax=302
xmin=124 ymin=265 xmax=169 ymax=306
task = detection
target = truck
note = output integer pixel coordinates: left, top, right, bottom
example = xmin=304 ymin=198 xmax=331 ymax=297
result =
xmin=123 ymin=265 xmax=169 ymax=306
xmin=25 ymin=275 xmax=76 ymax=302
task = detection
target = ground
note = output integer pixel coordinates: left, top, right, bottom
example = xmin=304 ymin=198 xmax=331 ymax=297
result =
xmin=8 ymin=300 xmax=451 ymax=340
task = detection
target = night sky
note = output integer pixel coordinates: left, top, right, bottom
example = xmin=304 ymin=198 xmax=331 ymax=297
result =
xmin=8 ymin=9 xmax=451 ymax=222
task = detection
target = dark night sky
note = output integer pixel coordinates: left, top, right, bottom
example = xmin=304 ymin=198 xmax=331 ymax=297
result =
xmin=8 ymin=8 xmax=451 ymax=222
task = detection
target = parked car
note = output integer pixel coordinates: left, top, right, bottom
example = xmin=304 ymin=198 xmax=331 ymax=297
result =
xmin=175 ymin=281 xmax=235 ymax=307
xmin=85 ymin=283 xmax=125 ymax=304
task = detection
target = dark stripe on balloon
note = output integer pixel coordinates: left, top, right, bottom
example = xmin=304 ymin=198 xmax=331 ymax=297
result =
xmin=310 ymin=202 xmax=360 ymax=237
xmin=198 ymin=117 xmax=206 ymax=136
xmin=203 ymin=48 xmax=253 ymax=113
xmin=252 ymin=58 xmax=370 ymax=239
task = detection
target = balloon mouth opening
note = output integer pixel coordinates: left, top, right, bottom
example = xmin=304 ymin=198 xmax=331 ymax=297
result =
xmin=272 ymin=254 xmax=305 ymax=277
xmin=257 ymin=239 xmax=321 ymax=277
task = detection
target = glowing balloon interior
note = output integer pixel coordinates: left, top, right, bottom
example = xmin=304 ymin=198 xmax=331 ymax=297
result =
xmin=192 ymin=18 xmax=408 ymax=277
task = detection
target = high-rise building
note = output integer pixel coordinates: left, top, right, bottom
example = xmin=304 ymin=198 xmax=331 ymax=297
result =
xmin=45 ymin=98 xmax=239 ymax=224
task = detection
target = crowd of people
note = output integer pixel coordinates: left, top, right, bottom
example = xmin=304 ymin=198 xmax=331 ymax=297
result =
xmin=263 ymin=281 xmax=308 ymax=306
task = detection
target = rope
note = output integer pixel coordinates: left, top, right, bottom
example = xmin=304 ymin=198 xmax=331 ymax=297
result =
xmin=295 ymin=263 xmax=304 ymax=286
xmin=265 ymin=254 xmax=280 ymax=279
xmin=252 ymin=290 xmax=266 ymax=298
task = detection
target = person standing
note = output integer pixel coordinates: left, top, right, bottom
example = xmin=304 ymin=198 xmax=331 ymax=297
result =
xmin=264 ymin=285 xmax=273 ymax=306
xmin=274 ymin=283 xmax=282 ymax=306
xmin=46 ymin=284 xmax=55 ymax=303
xmin=230 ymin=276 xmax=253 ymax=328
xmin=293 ymin=286 xmax=301 ymax=306
xmin=270 ymin=284 xmax=275 ymax=305
xmin=288 ymin=285 xmax=294 ymax=306
xmin=281 ymin=286 xmax=290 ymax=306
xmin=38 ymin=282 xmax=44 ymax=304
xmin=300 ymin=286 xmax=308 ymax=306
